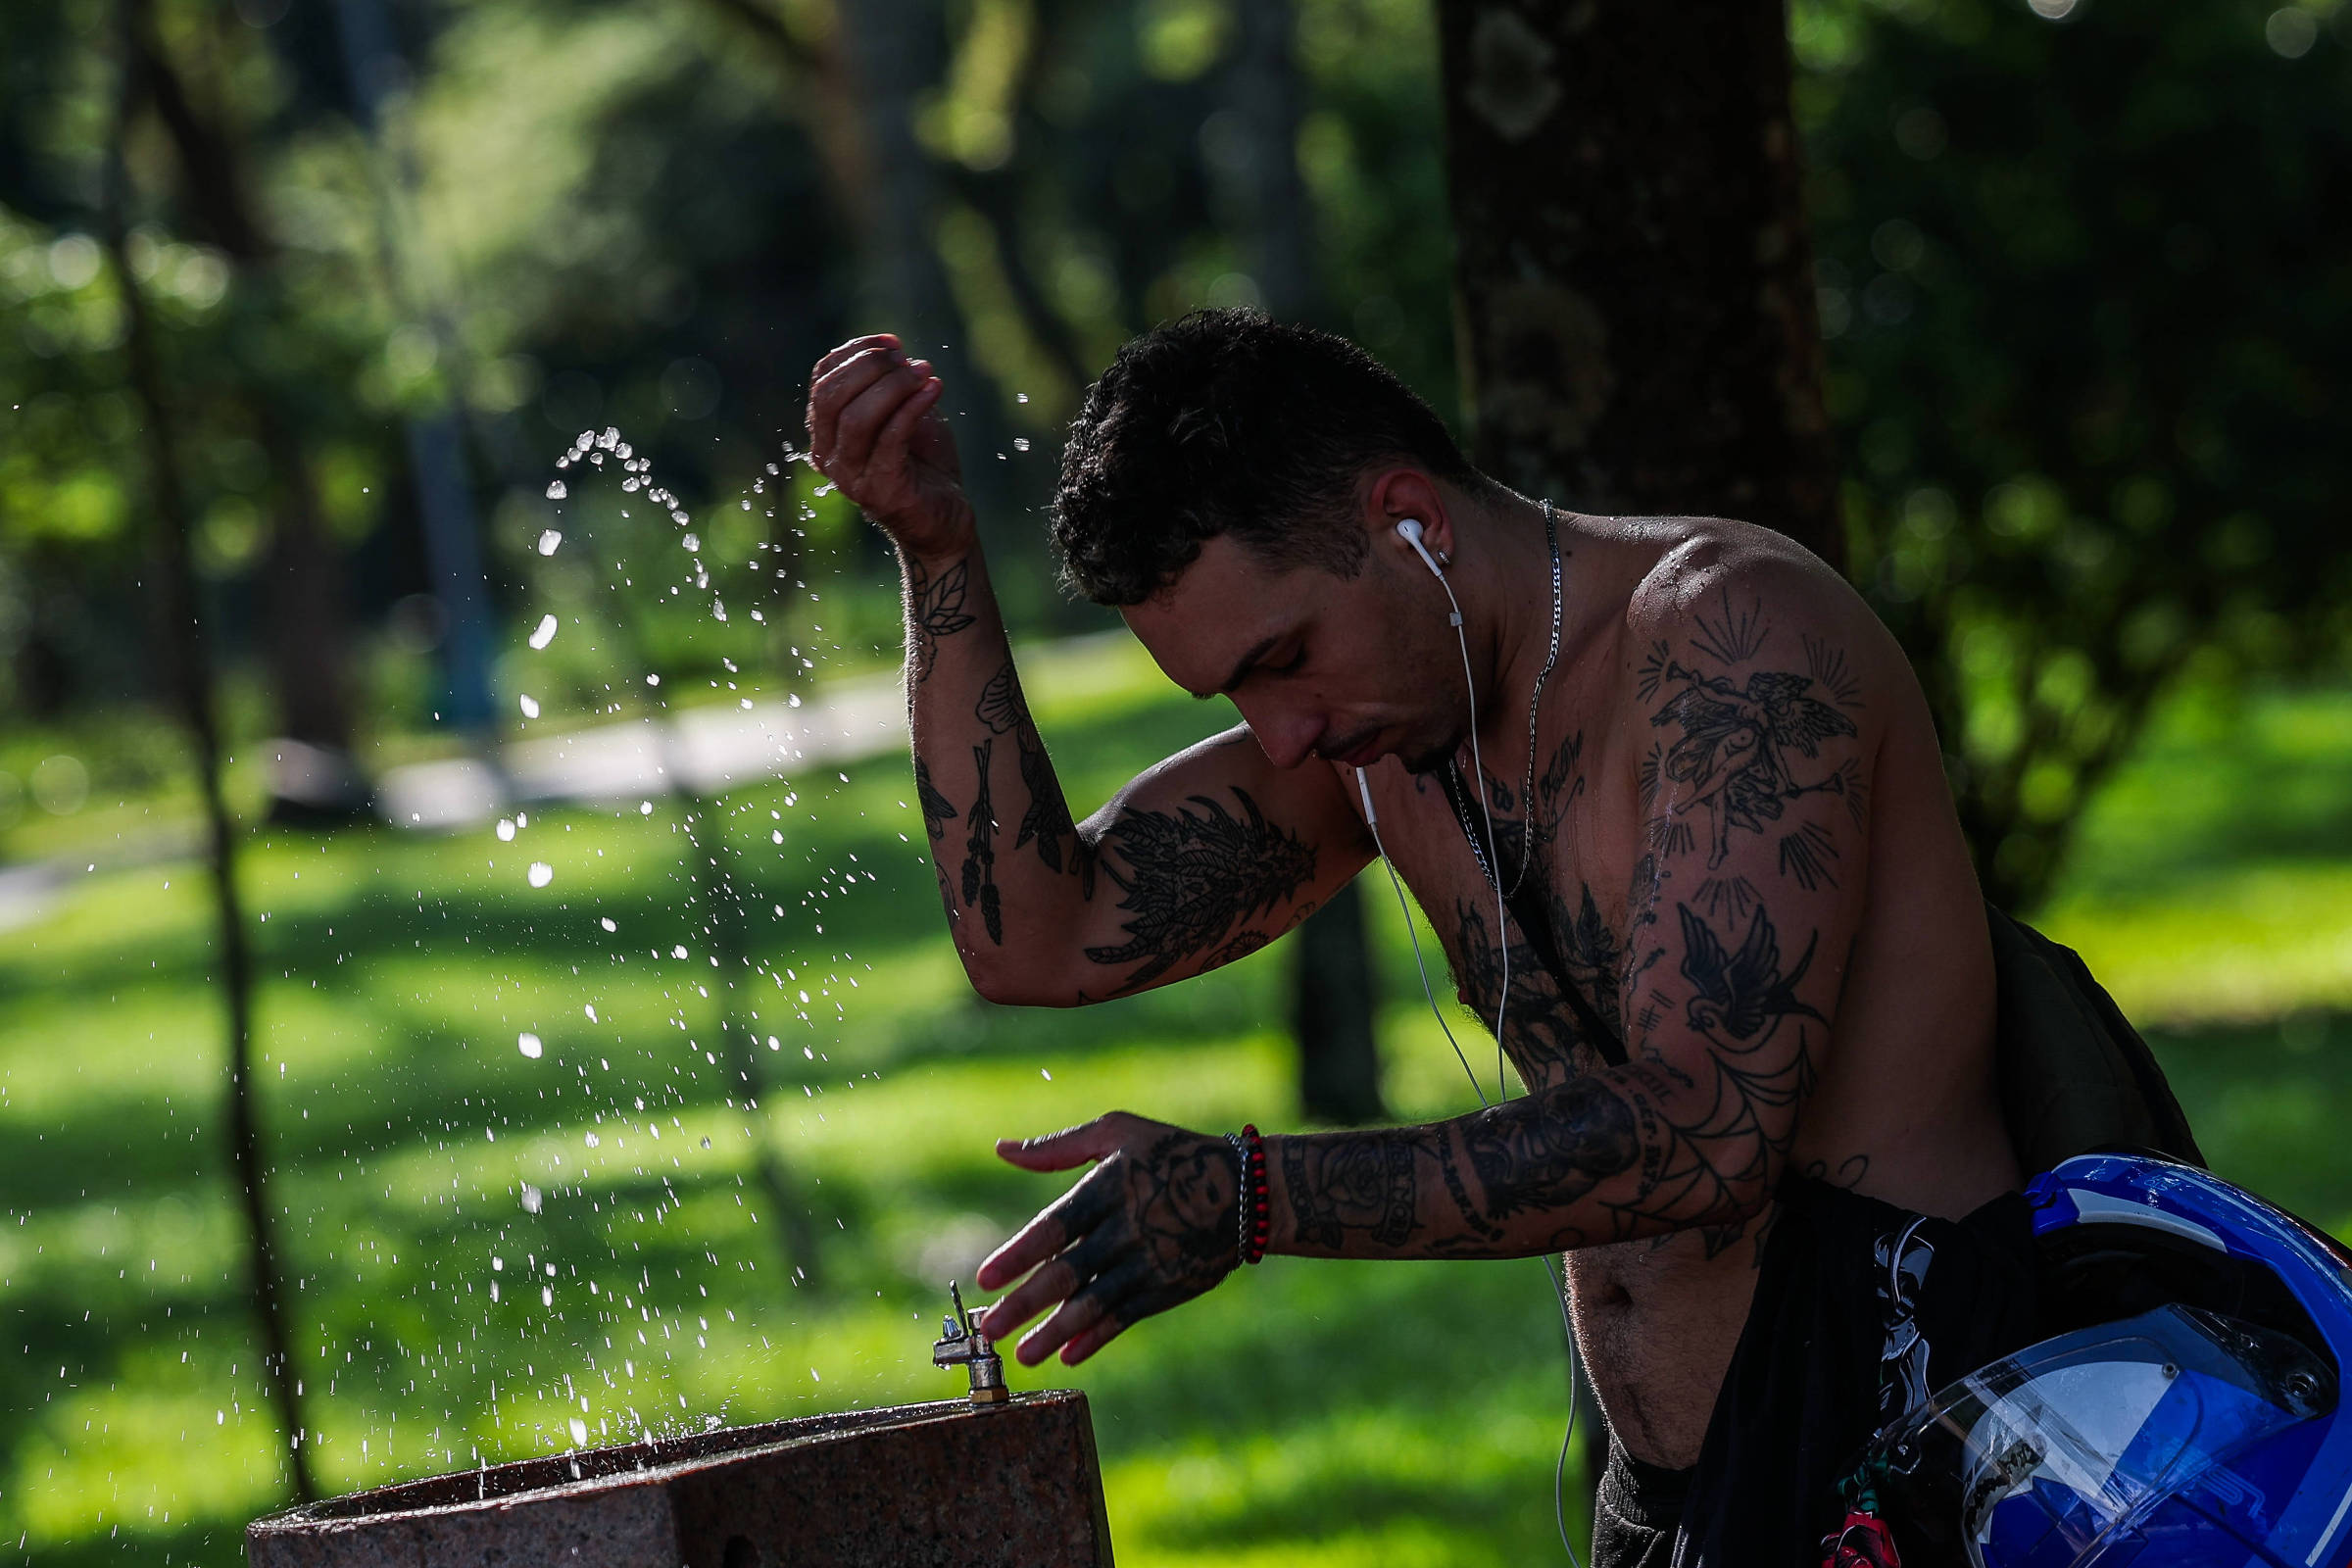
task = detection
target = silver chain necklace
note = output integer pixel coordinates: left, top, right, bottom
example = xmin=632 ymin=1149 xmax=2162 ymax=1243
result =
xmin=1448 ymin=501 xmax=1564 ymax=901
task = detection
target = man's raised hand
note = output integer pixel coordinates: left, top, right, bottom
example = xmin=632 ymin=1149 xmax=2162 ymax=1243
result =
xmin=974 ymin=1113 xmax=1240 ymax=1367
xmin=805 ymin=333 xmax=973 ymax=558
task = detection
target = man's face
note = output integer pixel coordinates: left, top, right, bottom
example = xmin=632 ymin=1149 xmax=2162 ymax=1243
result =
xmin=1121 ymin=531 xmax=1466 ymax=774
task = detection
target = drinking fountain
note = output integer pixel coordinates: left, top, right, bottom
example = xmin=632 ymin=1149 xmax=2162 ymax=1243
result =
xmin=245 ymin=1285 xmax=1113 ymax=1567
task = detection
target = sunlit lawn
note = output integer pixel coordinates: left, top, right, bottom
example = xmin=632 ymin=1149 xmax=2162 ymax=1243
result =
xmin=8 ymin=654 xmax=2352 ymax=1565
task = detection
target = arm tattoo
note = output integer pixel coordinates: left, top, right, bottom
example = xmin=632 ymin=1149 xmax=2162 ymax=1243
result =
xmin=906 ymin=557 xmax=976 ymax=684
xmin=1084 ymin=788 xmax=1315 ymax=993
xmin=915 ymin=756 xmax=957 ymax=844
xmin=976 ymin=661 xmax=1077 ymax=874
xmin=960 ymin=740 xmax=1003 ymax=943
xmin=1284 ymin=1128 xmax=1496 ymax=1250
xmin=1463 ymin=1078 xmax=1640 ymax=1228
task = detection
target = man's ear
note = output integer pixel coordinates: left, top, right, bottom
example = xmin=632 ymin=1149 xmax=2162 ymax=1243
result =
xmin=1366 ymin=467 xmax=1452 ymax=565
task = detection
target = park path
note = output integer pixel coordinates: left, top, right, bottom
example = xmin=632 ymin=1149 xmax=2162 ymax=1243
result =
xmin=0 ymin=631 xmax=1133 ymax=934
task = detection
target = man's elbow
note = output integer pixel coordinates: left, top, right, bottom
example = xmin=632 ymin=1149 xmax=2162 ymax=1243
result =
xmin=954 ymin=945 xmax=1083 ymax=1008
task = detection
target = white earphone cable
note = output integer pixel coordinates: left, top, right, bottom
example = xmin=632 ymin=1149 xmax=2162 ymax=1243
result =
xmin=1355 ymin=519 xmax=1584 ymax=1563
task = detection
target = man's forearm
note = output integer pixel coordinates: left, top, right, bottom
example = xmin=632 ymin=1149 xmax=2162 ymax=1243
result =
xmin=899 ymin=539 xmax=1090 ymax=961
xmin=1266 ymin=1063 xmax=1779 ymax=1260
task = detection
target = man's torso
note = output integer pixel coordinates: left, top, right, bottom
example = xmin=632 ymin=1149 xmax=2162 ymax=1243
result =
xmin=1339 ymin=520 xmax=2018 ymax=1467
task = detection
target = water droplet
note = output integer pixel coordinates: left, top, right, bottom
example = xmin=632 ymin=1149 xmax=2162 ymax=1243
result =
xmin=584 ymin=1131 xmax=601 ymax=1149
xmin=520 ymin=1184 xmax=544 ymax=1213
xmin=527 ymin=862 xmax=555 ymax=889
xmin=639 ymin=801 xmax=655 ymax=815
xmin=672 ymin=945 xmax=690 ymax=960
xmin=1042 ymin=1068 xmax=1053 ymax=1081
xmin=645 ymin=674 xmax=661 ymax=686
xmin=681 ymin=533 xmax=701 ymax=553
xmin=493 ymin=1256 xmax=505 ymax=1271
xmin=497 ymin=818 xmax=516 ymax=842
xmin=569 ymin=1417 xmax=588 ymax=1445
xmin=585 ymin=1004 xmax=599 ymax=1022
xmin=538 ymin=528 xmax=563 ymax=556
xmin=598 ymin=427 xmax=619 ymax=451
xmin=1013 ymin=438 xmax=1030 ymax=452
xmin=519 ymin=694 xmax=541 ymax=719
xmin=1015 ymin=392 xmax=1030 ymax=404
xmin=601 ymin=916 xmax=617 ymax=932
xmin=543 ymin=1286 xmax=555 ymax=1307
xmin=530 ymin=614 xmax=560 ymax=650
xmin=518 ymin=1032 xmax=543 ymax=1058
xmin=546 ymin=480 xmax=567 ymax=501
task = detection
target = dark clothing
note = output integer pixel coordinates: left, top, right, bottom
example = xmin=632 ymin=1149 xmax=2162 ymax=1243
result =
xmin=1594 ymin=1439 xmax=1691 ymax=1568
xmin=1579 ymin=911 xmax=2192 ymax=1566
xmin=1587 ymin=1179 xmax=2039 ymax=1568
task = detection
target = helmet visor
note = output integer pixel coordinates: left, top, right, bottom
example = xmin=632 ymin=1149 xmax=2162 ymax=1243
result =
xmin=1870 ymin=1304 xmax=2333 ymax=1566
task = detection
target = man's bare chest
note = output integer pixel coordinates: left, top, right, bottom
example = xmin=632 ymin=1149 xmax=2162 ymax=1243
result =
xmin=1350 ymin=727 xmax=1656 ymax=1089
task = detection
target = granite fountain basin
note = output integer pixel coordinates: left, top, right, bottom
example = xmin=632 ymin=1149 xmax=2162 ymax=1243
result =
xmin=244 ymin=1389 xmax=1113 ymax=1567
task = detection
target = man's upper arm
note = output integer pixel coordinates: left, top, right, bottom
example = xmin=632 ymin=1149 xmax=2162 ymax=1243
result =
xmin=1605 ymin=559 xmax=1877 ymax=1228
xmin=1022 ymin=723 xmax=1372 ymax=1004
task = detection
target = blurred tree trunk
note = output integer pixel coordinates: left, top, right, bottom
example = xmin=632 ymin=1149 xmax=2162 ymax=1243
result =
xmin=103 ymin=0 xmax=316 ymax=1500
xmin=1435 ymin=0 xmax=1840 ymax=567
xmin=128 ymin=13 xmax=370 ymax=816
xmin=1225 ymin=0 xmax=1386 ymax=1124
xmin=1435 ymin=0 xmax=1838 ymax=1538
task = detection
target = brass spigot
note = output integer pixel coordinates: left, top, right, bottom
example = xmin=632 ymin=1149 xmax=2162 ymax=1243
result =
xmin=931 ymin=1281 xmax=1007 ymax=1405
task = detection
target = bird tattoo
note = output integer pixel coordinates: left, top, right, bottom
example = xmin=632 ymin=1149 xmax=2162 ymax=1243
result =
xmin=1677 ymin=903 xmax=1827 ymax=1043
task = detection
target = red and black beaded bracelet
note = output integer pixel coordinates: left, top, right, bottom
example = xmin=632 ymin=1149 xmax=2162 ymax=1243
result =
xmin=1224 ymin=1123 xmax=1270 ymax=1265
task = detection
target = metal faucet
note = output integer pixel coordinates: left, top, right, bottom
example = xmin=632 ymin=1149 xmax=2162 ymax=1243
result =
xmin=932 ymin=1281 xmax=1008 ymax=1405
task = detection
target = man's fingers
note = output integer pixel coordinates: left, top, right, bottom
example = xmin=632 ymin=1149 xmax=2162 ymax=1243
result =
xmin=1018 ymin=1258 xmax=1145 ymax=1367
xmin=829 ymin=363 xmax=934 ymax=479
xmin=978 ymin=1200 xmax=1125 ymax=1345
xmin=975 ymin=1162 xmax=1122 ymax=1298
xmin=806 ymin=346 xmax=903 ymax=460
xmin=810 ymin=333 xmax=900 ymax=385
xmin=1056 ymin=1312 xmax=1133 ymax=1368
xmin=867 ymin=373 xmax=942 ymax=480
xmin=994 ymin=1117 xmax=1131 ymax=1173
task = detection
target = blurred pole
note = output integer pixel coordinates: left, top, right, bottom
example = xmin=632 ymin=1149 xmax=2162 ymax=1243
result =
xmin=122 ymin=16 xmax=369 ymax=817
xmin=1222 ymin=0 xmax=1387 ymax=1124
xmin=698 ymin=820 xmax=826 ymax=1291
xmin=101 ymin=0 xmax=316 ymax=1502
xmin=333 ymin=0 xmax=500 ymax=735
xmin=1435 ymin=0 xmax=1842 ymax=568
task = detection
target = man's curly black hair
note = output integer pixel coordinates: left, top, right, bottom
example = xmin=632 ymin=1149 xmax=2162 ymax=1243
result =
xmin=1050 ymin=309 xmax=1487 ymax=606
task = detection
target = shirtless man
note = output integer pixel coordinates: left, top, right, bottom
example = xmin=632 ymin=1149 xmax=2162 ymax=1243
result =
xmin=807 ymin=311 xmax=2034 ymax=1562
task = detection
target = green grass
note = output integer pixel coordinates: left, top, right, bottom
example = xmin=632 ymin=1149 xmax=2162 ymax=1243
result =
xmin=10 ymin=655 xmax=2352 ymax=1565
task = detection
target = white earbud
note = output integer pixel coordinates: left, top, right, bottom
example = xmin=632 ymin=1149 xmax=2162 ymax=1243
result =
xmin=1395 ymin=517 xmax=1446 ymax=579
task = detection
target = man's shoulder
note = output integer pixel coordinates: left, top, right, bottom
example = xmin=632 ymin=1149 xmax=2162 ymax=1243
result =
xmin=1617 ymin=518 xmax=1890 ymax=710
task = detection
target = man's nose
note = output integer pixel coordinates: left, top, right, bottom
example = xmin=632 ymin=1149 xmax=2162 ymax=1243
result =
xmin=1239 ymin=704 xmax=1323 ymax=770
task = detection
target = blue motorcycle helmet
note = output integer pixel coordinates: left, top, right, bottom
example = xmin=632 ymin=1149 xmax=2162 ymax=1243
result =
xmin=1860 ymin=1152 xmax=2352 ymax=1566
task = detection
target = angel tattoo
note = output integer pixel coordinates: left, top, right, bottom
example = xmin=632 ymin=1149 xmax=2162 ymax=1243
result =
xmin=1649 ymin=661 xmax=1857 ymax=868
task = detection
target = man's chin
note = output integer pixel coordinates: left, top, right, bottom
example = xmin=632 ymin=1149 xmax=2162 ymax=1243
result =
xmin=1400 ymin=740 xmax=1457 ymax=776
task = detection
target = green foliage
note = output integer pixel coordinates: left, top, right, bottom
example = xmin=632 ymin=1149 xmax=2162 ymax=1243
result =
xmin=1797 ymin=0 xmax=2352 ymax=906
